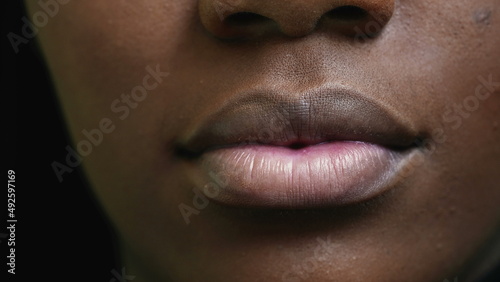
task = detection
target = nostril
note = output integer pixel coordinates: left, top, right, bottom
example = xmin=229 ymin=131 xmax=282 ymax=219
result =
xmin=224 ymin=12 xmax=271 ymax=26
xmin=326 ymin=5 xmax=368 ymax=22
xmin=199 ymin=0 xmax=394 ymax=39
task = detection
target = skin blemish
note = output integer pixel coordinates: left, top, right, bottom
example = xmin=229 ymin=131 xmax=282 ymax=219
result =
xmin=473 ymin=8 xmax=492 ymax=25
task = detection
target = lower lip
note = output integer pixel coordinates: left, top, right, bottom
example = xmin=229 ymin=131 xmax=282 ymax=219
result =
xmin=186 ymin=142 xmax=414 ymax=208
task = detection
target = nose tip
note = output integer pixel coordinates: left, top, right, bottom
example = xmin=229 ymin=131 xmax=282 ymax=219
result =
xmin=199 ymin=0 xmax=395 ymax=39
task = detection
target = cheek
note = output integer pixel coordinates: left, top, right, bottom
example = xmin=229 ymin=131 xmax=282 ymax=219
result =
xmin=395 ymin=0 xmax=500 ymax=267
xmin=32 ymin=2 xmax=197 ymax=174
xmin=34 ymin=0 xmax=198 ymax=133
xmin=30 ymin=0 xmax=203 ymax=233
xmin=380 ymin=0 xmax=500 ymax=149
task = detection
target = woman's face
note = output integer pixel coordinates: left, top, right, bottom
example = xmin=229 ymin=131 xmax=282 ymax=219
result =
xmin=28 ymin=0 xmax=499 ymax=281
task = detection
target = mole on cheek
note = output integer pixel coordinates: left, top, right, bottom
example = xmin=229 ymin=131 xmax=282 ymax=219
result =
xmin=473 ymin=8 xmax=492 ymax=25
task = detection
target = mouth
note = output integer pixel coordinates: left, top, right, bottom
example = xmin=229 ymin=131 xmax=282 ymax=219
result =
xmin=176 ymin=86 xmax=422 ymax=208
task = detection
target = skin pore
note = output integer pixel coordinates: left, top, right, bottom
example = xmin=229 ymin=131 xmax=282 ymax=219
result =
xmin=27 ymin=0 xmax=499 ymax=281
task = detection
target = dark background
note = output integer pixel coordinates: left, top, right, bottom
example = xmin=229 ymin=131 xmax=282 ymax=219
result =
xmin=2 ymin=1 xmax=118 ymax=281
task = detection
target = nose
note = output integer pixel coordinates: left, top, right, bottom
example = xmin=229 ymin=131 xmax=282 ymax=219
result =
xmin=199 ymin=0 xmax=395 ymax=39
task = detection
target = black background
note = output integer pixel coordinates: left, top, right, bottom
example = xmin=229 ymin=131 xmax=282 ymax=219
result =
xmin=2 ymin=1 xmax=118 ymax=281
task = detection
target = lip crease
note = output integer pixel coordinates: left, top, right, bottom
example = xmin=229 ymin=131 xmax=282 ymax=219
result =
xmin=176 ymin=86 xmax=422 ymax=208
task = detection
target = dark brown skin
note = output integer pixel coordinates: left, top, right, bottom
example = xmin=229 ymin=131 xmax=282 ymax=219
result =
xmin=27 ymin=0 xmax=499 ymax=281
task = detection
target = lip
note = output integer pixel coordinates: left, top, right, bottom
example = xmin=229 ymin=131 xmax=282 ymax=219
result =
xmin=176 ymin=86 xmax=421 ymax=208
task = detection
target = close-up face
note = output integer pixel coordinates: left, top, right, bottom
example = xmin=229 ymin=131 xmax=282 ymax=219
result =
xmin=26 ymin=0 xmax=499 ymax=281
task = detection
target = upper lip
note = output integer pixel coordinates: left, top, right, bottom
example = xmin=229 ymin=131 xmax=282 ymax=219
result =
xmin=177 ymin=85 xmax=420 ymax=156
